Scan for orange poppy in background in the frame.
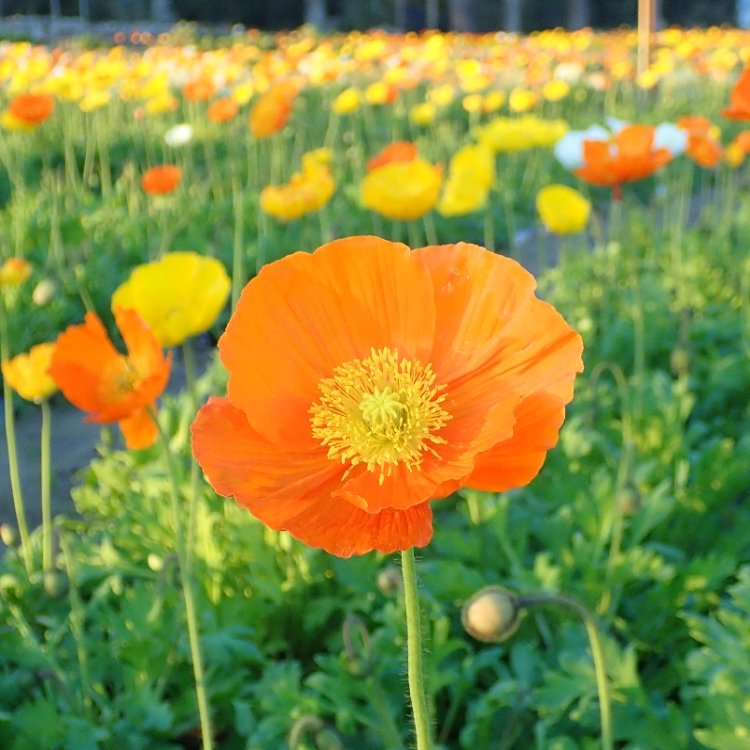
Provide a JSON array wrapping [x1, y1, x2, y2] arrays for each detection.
[[207, 97, 240, 123], [141, 164, 182, 194], [575, 125, 672, 188], [8, 93, 55, 125], [678, 116, 723, 168], [722, 66, 750, 120], [366, 141, 419, 171], [183, 76, 216, 102], [191, 236, 583, 557], [50, 308, 171, 450], [249, 80, 297, 138]]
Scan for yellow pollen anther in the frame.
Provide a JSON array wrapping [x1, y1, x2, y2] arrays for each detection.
[[309, 347, 452, 484]]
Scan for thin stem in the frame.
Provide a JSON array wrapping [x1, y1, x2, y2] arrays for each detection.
[[0, 303, 31, 573], [149, 406, 214, 750], [40, 398, 53, 573], [231, 177, 245, 311], [519, 593, 613, 750], [60, 533, 94, 715], [400, 548, 432, 750]]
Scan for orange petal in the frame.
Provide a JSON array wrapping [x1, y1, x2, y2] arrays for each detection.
[[283, 497, 433, 558], [119, 407, 158, 450], [114, 307, 172, 404], [220, 236, 435, 446], [464, 391, 568, 491], [191, 397, 433, 556], [192, 397, 340, 523], [414, 243, 537, 380], [50, 312, 128, 417]]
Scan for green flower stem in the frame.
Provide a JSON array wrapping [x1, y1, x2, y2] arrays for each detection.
[[400, 548, 432, 750], [60, 533, 94, 715], [519, 593, 613, 750], [231, 177, 245, 311], [0, 302, 31, 573], [149, 406, 214, 750], [40, 398, 53, 573]]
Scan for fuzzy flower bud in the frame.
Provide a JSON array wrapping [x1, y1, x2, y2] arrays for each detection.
[[462, 586, 522, 643]]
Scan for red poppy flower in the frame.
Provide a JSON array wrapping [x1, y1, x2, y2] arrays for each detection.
[[50, 308, 171, 450], [367, 141, 419, 172], [575, 124, 671, 187], [723, 66, 750, 120], [141, 165, 182, 195], [8, 93, 55, 125], [249, 81, 297, 138], [191, 237, 582, 557]]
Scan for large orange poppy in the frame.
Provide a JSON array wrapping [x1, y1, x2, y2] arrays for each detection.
[[50, 308, 171, 449], [575, 124, 672, 188], [191, 237, 583, 557]]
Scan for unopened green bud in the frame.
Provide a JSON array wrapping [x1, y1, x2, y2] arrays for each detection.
[[43, 570, 68, 599], [462, 586, 522, 643], [616, 484, 641, 516], [670, 347, 690, 377]]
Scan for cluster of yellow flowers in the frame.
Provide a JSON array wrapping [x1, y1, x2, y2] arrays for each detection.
[[477, 116, 569, 153], [260, 148, 336, 222]]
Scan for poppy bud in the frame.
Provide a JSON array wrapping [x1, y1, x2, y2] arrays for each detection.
[[376, 565, 402, 596], [288, 716, 344, 750], [32, 279, 56, 306], [342, 614, 373, 677], [43, 570, 68, 599], [616, 484, 641, 516], [0, 523, 18, 547], [462, 586, 522, 643], [670, 347, 690, 377]]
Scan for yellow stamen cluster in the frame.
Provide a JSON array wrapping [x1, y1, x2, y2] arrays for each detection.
[[310, 347, 452, 485]]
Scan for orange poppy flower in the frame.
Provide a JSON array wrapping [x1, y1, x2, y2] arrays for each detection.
[[8, 93, 55, 125], [50, 308, 171, 450], [191, 236, 582, 558], [249, 81, 297, 138], [207, 97, 240, 123], [366, 141, 419, 172], [678, 116, 723, 168], [575, 125, 672, 188], [722, 66, 750, 120], [141, 165, 182, 195], [183, 76, 216, 102]]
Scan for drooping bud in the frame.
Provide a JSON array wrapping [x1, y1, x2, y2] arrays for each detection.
[[462, 586, 522, 643]]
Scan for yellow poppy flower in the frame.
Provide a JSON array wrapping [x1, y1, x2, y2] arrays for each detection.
[[508, 88, 537, 113], [112, 252, 231, 347], [410, 102, 437, 127], [361, 159, 442, 221], [2, 342, 58, 403], [333, 87, 361, 115], [0, 257, 31, 286], [438, 144, 495, 217], [536, 185, 591, 235], [542, 80, 571, 102]]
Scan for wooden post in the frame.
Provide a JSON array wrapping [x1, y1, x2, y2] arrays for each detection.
[[637, 0, 657, 76]]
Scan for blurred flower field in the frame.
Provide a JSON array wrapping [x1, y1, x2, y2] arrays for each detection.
[[1, 24, 750, 750]]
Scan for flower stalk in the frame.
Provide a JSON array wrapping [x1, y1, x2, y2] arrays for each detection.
[[401, 548, 432, 750], [150, 406, 214, 750]]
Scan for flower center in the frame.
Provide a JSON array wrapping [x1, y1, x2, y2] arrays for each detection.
[[309, 347, 452, 484]]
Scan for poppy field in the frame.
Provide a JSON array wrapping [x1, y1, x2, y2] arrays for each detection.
[[1, 24, 750, 750]]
